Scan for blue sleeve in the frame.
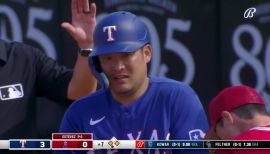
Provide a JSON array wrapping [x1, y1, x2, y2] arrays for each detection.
[[171, 84, 209, 154], [59, 103, 81, 133], [53, 103, 87, 154]]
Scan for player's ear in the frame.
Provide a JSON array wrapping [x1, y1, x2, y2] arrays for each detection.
[[142, 44, 152, 63], [221, 111, 234, 125]]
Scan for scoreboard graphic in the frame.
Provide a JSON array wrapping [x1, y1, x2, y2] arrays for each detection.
[[1, 133, 270, 150]]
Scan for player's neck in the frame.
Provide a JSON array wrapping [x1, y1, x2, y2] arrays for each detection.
[[111, 77, 149, 105], [239, 115, 270, 132]]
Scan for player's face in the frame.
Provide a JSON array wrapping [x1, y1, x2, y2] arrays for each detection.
[[99, 45, 152, 103], [215, 114, 240, 139], [215, 121, 229, 139]]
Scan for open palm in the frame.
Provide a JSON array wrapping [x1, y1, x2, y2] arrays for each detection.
[[62, 0, 96, 48]]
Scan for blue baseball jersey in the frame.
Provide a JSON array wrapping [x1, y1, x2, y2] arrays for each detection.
[[56, 77, 209, 154]]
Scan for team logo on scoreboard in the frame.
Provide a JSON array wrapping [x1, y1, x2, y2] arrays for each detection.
[[188, 129, 205, 140], [0, 83, 24, 101], [20, 140, 27, 148], [136, 140, 145, 148], [63, 141, 68, 148]]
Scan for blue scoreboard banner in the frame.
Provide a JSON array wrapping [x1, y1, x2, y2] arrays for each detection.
[[9, 139, 51, 150]]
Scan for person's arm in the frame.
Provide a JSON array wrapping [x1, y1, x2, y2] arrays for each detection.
[[171, 83, 209, 154], [62, 0, 97, 100], [171, 84, 209, 139]]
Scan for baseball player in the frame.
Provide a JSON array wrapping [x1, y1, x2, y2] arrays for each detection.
[[205, 85, 270, 154], [56, 11, 209, 154]]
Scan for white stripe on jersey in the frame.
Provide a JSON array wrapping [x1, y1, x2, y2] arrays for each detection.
[[249, 126, 270, 131]]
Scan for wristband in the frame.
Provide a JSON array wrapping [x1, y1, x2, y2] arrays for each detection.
[[79, 48, 92, 57]]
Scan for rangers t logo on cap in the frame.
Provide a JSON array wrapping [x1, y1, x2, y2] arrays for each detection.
[[103, 25, 117, 42]]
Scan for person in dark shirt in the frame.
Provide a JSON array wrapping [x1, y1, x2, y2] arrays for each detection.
[[0, 0, 97, 140]]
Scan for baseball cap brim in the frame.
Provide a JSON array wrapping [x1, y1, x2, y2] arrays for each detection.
[[91, 41, 148, 57]]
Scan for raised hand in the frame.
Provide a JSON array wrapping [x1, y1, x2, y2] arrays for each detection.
[[62, 0, 96, 48]]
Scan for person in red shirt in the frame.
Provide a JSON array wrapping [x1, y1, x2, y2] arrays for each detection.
[[205, 85, 270, 154]]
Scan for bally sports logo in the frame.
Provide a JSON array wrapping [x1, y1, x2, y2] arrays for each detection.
[[0, 84, 24, 101]]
